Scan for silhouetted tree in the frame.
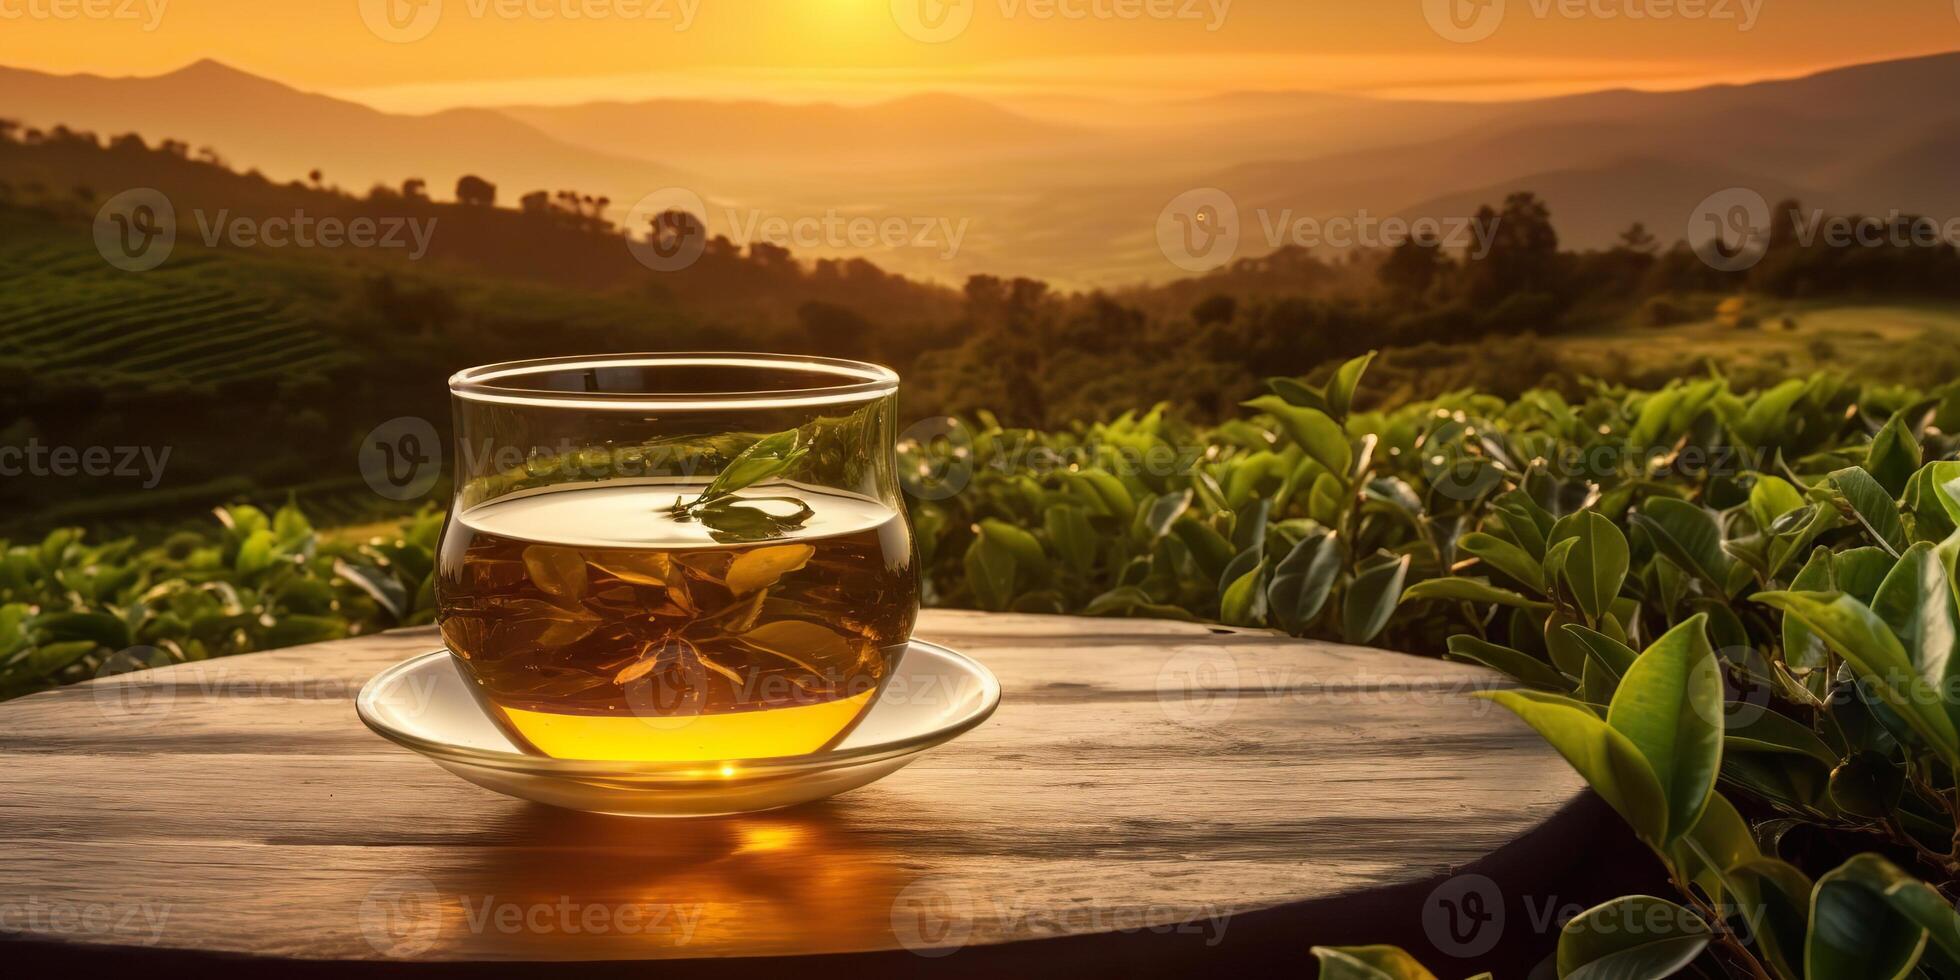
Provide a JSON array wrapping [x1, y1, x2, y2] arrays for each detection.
[[798, 301, 873, 354], [1191, 294, 1237, 326], [455, 175, 496, 207], [648, 209, 705, 254], [402, 178, 428, 201], [1466, 192, 1560, 307], [1617, 223, 1658, 254], [1379, 228, 1444, 298]]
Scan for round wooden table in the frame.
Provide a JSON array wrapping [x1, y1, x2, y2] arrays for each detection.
[[0, 610, 1586, 974]]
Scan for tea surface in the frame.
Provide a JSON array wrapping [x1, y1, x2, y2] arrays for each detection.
[[437, 482, 916, 762]]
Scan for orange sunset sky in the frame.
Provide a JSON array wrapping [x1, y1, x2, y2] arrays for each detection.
[[1, 0, 1956, 110]]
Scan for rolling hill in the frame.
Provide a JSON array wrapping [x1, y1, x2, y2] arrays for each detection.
[[0, 59, 691, 205], [4, 52, 1959, 285]]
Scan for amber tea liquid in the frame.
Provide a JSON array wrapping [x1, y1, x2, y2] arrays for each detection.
[[437, 482, 917, 762]]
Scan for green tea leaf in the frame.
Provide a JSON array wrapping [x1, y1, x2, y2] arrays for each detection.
[[1219, 561, 1268, 628], [1480, 689, 1670, 845], [1044, 506, 1098, 574], [1606, 614, 1724, 845], [1326, 350, 1377, 420], [1266, 376, 1331, 413], [1268, 531, 1342, 634], [1446, 635, 1568, 691], [1139, 489, 1194, 542], [962, 535, 1017, 612], [1400, 576, 1550, 610], [1563, 624, 1639, 684], [1309, 945, 1437, 980], [1564, 511, 1629, 622], [1631, 498, 1735, 595], [1866, 413, 1923, 498], [1749, 475, 1807, 534], [1809, 855, 1935, 980], [1756, 590, 1960, 766], [1343, 554, 1411, 645], [1556, 895, 1710, 980], [1730, 858, 1814, 980], [1818, 854, 1960, 966], [1814, 466, 1908, 557], [1870, 541, 1960, 731], [1242, 395, 1352, 478], [699, 429, 807, 505], [1459, 531, 1546, 594]]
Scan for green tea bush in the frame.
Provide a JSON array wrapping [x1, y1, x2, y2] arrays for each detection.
[[905, 354, 1960, 977], [0, 504, 439, 699]]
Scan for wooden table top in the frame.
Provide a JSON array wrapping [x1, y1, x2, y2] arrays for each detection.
[[0, 610, 1581, 965]]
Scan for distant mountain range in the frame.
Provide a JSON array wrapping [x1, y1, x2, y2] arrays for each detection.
[[3, 53, 1957, 286]]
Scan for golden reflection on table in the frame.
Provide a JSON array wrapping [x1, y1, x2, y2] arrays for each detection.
[[428, 803, 910, 958]]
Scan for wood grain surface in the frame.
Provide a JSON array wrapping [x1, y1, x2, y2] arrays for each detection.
[[0, 610, 1581, 963]]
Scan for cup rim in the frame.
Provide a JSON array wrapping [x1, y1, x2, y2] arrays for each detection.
[[448, 352, 900, 410]]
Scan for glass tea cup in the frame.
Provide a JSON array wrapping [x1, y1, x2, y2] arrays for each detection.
[[435, 354, 918, 763]]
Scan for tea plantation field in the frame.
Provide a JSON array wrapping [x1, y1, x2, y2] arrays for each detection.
[[0, 224, 359, 387]]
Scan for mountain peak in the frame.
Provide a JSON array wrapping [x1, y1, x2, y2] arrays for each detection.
[[156, 58, 291, 90]]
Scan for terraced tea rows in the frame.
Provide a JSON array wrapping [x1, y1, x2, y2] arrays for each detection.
[[0, 230, 356, 385]]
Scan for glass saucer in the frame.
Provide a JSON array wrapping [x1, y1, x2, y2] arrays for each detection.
[[355, 639, 1000, 817]]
